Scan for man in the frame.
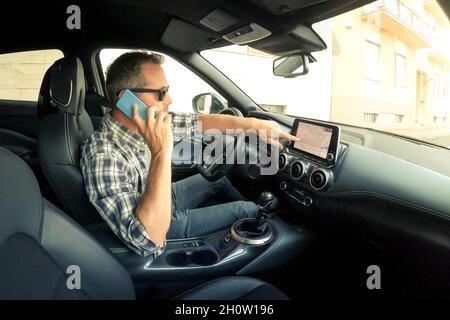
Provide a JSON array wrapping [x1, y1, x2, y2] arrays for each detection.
[[80, 51, 298, 258]]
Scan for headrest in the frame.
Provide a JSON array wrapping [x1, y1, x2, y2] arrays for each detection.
[[37, 56, 86, 119], [0, 148, 43, 245]]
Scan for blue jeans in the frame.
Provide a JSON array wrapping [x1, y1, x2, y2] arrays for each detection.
[[166, 174, 260, 239]]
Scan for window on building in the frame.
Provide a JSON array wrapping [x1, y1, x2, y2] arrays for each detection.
[[417, 71, 426, 103], [364, 41, 381, 81], [0, 49, 64, 101], [443, 77, 449, 100], [433, 116, 438, 124], [395, 53, 406, 88], [434, 74, 441, 98], [395, 114, 404, 123], [364, 113, 378, 123]]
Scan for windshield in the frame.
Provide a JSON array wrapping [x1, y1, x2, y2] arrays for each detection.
[[201, 0, 450, 149]]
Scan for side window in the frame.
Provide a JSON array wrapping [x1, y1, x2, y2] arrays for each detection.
[[99, 49, 227, 114], [0, 49, 64, 101]]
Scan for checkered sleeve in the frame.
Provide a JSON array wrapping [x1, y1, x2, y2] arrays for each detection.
[[82, 153, 165, 258], [170, 112, 201, 142]]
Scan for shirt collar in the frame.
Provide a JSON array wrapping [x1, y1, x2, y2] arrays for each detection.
[[103, 113, 145, 150]]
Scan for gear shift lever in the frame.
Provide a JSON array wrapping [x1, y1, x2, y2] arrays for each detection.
[[230, 191, 277, 244], [258, 191, 275, 212], [242, 191, 278, 235], [257, 191, 279, 219]]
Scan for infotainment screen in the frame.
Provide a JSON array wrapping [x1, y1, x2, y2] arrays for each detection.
[[293, 123, 332, 159], [290, 118, 341, 166]]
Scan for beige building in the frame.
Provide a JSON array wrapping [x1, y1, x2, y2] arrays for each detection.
[[330, 0, 450, 136], [0, 50, 63, 101]]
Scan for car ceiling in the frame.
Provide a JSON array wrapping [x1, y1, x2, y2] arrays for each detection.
[[1, 0, 377, 55], [438, 0, 450, 21]]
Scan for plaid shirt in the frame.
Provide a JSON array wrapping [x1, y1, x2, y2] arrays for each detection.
[[80, 111, 199, 258]]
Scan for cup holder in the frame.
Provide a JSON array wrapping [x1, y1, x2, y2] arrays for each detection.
[[166, 251, 189, 267], [192, 250, 219, 266], [166, 249, 219, 267]]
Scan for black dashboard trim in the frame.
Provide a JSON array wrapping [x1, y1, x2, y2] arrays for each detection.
[[324, 191, 450, 222]]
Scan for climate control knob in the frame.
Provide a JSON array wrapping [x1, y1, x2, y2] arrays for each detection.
[[304, 196, 313, 206]]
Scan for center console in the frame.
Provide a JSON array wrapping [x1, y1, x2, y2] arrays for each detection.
[[276, 118, 347, 209], [277, 119, 347, 207], [86, 215, 314, 284]]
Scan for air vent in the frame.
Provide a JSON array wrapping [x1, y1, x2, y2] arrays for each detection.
[[310, 169, 329, 191], [290, 161, 304, 180], [278, 153, 287, 170]]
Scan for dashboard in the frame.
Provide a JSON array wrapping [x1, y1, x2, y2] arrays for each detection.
[[238, 112, 450, 295], [242, 113, 450, 220]]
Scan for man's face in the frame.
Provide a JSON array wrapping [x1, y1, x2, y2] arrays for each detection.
[[137, 63, 172, 112]]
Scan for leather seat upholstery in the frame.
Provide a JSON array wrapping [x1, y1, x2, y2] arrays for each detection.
[[0, 147, 135, 299], [37, 56, 100, 226]]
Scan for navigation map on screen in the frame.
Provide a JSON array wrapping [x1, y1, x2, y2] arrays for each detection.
[[293, 122, 333, 159]]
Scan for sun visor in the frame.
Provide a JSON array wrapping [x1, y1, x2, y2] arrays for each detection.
[[250, 24, 326, 56], [161, 19, 219, 52]]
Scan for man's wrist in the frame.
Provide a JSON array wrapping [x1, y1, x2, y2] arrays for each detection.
[[245, 117, 259, 131], [152, 150, 172, 162]]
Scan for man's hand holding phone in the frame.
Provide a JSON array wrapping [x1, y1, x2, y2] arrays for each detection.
[[132, 104, 173, 159]]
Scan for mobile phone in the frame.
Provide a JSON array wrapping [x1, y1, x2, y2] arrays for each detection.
[[117, 89, 156, 120]]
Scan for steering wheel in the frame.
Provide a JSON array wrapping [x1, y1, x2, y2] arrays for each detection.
[[196, 134, 238, 181], [218, 107, 244, 117], [196, 107, 244, 181]]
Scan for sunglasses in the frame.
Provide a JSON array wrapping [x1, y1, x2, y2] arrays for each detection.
[[117, 86, 170, 101]]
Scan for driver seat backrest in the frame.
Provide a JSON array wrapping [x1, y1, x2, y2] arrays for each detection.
[[37, 56, 101, 226], [0, 147, 135, 299]]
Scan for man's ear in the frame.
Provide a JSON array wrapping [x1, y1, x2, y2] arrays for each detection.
[[118, 90, 124, 98]]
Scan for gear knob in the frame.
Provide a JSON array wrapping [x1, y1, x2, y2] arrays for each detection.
[[258, 191, 275, 211]]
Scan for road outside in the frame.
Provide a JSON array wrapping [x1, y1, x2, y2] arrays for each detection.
[[388, 126, 450, 149], [428, 135, 450, 148]]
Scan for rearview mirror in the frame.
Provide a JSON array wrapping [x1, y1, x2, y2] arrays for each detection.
[[273, 53, 309, 78]]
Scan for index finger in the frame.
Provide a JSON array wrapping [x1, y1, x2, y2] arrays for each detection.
[[278, 131, 300, 141]]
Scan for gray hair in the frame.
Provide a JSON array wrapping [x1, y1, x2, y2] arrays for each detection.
[[105, 51, 165, 107]]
